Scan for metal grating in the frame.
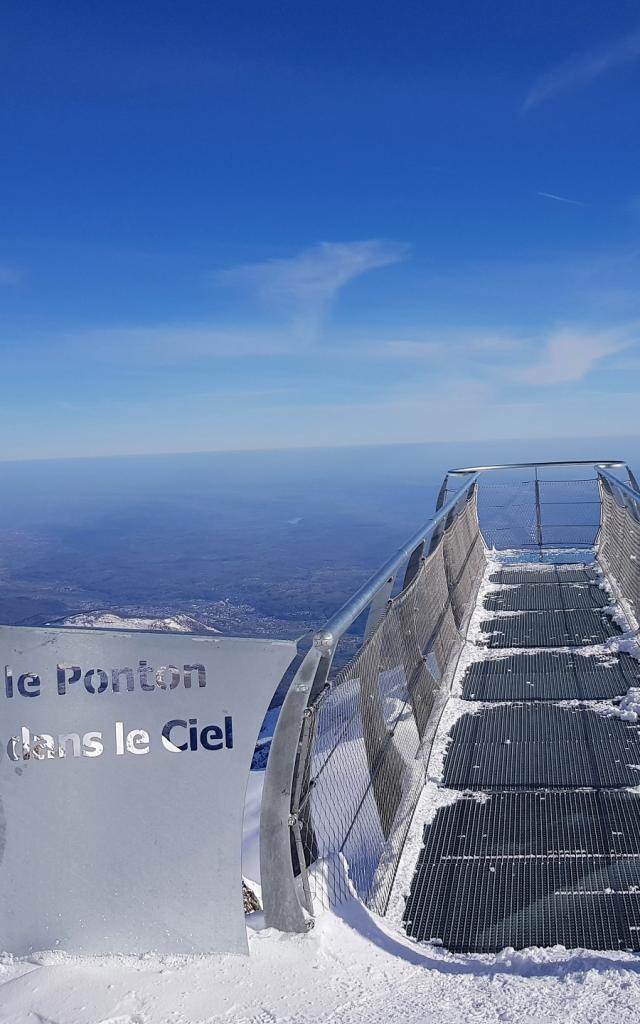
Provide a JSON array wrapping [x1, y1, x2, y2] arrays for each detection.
[[418, 791, 640, 861], [481, 608, 620, 648], [490, 565, 598, 585], [398, 470, 640, 954], [462, 651, 640, 701], [484, 583, 607, 612], [403, 856, 640, 951], [441, 704, 640, 790]]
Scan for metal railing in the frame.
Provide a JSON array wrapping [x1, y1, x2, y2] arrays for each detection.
[[443, 460, 635, 557], [597, 467, 640, 630], [260, 458, 637, 932]]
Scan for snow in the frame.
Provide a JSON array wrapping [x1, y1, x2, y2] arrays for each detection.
[[0, 753, 639, 1024], [3, 554, 640, 1021], [61, 611, 220, 633], [242, 770, 265, 894], [596, 688, 640, 722], [2, 864, 640, 1023]]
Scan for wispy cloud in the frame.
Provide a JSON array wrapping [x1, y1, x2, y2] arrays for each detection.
[[62, 240, 408, 361], [536, 191, 586, 207], [511, 325, 637, 385], [378, 339, 445, 361], [522, 28, 640, 111], [374, 330, 526, 362], [215, 240, 408, 341], [67, 323, 293, 361]]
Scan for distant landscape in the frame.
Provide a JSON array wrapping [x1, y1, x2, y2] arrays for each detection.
[[0, 438, 637, 642]]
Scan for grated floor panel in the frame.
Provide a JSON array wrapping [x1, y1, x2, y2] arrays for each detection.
[[403, 857, 640, 951], [403, 552, 640, 952], [442, 704, 640, 789], [484, 583, 607, 612], [489, 565, 598, 585], [418, 791, 640, 861], [461, 651, 640, 701], [481, 608, 620, 647]]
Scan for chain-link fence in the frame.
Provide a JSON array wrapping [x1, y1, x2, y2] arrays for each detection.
[[598, 474, 640, 626], [290, 488, 486, 915]]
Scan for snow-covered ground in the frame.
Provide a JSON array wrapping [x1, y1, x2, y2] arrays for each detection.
[[3, 556, 640, 1022], [60, 611, 220, 633], [2, 848, 640, 1023]]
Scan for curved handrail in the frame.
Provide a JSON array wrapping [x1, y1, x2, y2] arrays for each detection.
[[314, 473, 480, 648], [260, 472, 480, 933], [597, 466, 640, 502], [261, 457, 638, 934], [447, 459, 630, 475]]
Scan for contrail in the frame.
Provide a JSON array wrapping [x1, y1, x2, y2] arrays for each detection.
[[536, 191, 586, 207]]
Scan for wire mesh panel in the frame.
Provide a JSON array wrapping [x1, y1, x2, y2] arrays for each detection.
[[477, 478, 538, 550], [598, 477, 640, 624], [292, 489, 486, 914], [476, 467, 603, 553]]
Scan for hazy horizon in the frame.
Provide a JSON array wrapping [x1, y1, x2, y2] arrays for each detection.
[[0, 439, 636, 642]]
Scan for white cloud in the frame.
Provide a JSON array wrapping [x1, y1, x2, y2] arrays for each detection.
[[511, 326, 637, 385], [522, 29, 640, 111], [215, 240, 408, 340], [71, 241, 409, 362]]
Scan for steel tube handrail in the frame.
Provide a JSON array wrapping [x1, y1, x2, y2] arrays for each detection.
[[314, 472, 480, 646], [448, 460, 629, 475], [315, 461, 626, 646], [263, 455, 639, 936], [597, 466, 640, 502]]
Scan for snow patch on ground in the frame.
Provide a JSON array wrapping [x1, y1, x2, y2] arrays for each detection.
[[604, 604, 633, 632], [61, 611, 220, 633], [595, 687, 640, 722], [3, 903, 640, 1024]]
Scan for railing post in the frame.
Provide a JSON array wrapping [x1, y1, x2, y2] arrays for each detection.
[[260, 640, 332, 933], [534, 466, 543, 562]]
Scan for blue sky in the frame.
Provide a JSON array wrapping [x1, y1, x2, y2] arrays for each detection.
[[1, 0, 640, 458]]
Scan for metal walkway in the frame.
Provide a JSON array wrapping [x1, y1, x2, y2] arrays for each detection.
[[403, 561, 640, 952], [261, 460, 640, 950]]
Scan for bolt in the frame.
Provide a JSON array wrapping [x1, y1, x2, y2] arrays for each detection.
[[313, 630, 335, 652]]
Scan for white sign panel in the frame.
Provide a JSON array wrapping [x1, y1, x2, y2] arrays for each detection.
[[0, 625, 296, 955]]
